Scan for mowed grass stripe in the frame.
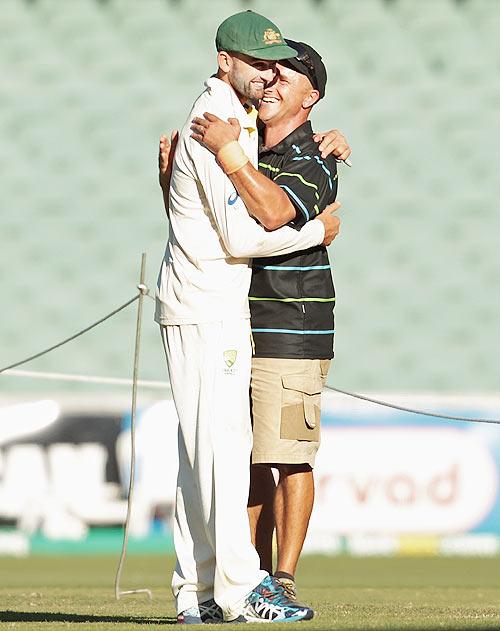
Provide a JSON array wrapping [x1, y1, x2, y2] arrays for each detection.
[[1, 556, 500, 629]]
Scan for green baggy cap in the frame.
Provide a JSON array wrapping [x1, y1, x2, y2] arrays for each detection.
[[216, 10, 298, 61]]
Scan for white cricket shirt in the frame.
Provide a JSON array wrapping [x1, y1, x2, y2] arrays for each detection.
[[155, 77, 325, 325]]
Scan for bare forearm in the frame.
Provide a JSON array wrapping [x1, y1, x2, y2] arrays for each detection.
[[191, 115, 293, 228], [158, 131, 178, 218], [228, 163, 296, 230], [159, 165, 173, 216], [161, 185, 170, 216]]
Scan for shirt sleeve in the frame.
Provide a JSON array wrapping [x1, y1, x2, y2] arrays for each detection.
[[190, 139, 325, 259], [272, 151, 338, 229]]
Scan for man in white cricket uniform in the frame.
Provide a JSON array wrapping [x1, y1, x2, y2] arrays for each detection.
[[155, 10, 339, 625]]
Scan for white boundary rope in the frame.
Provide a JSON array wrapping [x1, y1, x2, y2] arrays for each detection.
[[325, 385, 500, 425], [0, 296, 139, 374], [3, 370, 499, 425], [3, 369, 170, 390]]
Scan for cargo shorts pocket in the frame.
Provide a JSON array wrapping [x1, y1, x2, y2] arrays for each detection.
[[280, 374, 322, 441]]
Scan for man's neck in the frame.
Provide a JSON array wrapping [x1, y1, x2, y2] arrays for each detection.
[[216, 71, 247, 104], [263, 113, 309, 149]]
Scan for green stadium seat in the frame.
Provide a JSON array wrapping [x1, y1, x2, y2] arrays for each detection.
[[1, 0, 498, 393]]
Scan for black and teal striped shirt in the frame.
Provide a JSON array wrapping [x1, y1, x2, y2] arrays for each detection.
[[250, 121, 337, 359]]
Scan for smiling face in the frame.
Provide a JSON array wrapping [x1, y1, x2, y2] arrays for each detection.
[[218, 51, 277, 101], [258, 62, 320, 126]]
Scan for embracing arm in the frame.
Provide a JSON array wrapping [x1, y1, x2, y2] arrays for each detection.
[[157, 126, 340, 250], [191, 113, 351, 230], [190, 137, 341, 258], [225, 161, 296, 230], [191, 114, 295, 230], [159, 122, 295, 229]]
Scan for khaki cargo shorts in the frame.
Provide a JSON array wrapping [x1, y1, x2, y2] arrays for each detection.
[[250, 357, 331, 468]]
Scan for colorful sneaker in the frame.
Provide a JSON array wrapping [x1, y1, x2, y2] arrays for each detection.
[[274, 577, 313, 612], [274, 577, 297, 601], [177, 598, 223, 624], [238, 575, 314, 622]]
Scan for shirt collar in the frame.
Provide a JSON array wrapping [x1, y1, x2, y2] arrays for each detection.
[[243, 102, 258, 135], [205, 77, 258, 134], [259, 120, 313, 155]]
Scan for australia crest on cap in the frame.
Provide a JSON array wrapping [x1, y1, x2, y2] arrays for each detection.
[[263, 28, 283, 46]]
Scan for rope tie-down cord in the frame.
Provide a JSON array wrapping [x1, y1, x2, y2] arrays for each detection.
[[324, 386, 500, 425], [113, 257, 153, 601], [0, 254, 154, 600], [0, 296, 139, 375], [1, 252, 500, 603]]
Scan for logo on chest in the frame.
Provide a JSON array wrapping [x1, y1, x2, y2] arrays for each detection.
[[227, 192, 239, 206]]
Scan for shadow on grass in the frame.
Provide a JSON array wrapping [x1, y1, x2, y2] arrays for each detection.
[[0, 610, 176, 624], [2, 611, 500, 630]]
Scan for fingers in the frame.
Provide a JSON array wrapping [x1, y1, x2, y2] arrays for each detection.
[[159, 131, 179, 174], [317, 201, 341, 246], [203, 111, 221, 122], [160, 132, 179, 150], [159, 134, 170, 151], [315, 130, 337, 152], [313, 132, 327, 143], [192, 116, 209, 128], [314, 129, 352, 160], [190, 123, 206, 136], [322, 226, 340, 247], [319, 139, 351, 160], [324, 218, 341, 246], [314, 129, 339, 140], [324, 201, 341, 214], [191, 117, 209, 137], [190, 117, 211, 136], [159, 138, 171, 173], [335, 148, 352, 162], [191, 116, 211, 138]]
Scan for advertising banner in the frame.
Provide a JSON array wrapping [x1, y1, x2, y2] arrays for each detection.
[[0, 394, 499, 555], [306, 392, 500, 555]]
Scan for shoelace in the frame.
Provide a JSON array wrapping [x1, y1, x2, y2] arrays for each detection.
[[275, 580, 297, 601], [200, 601, 222, 620], [281, 584, 297, 601], [260, 582, 295, 605]]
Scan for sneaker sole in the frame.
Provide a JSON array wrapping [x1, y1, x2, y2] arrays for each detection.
[[240, 609, 314, 623]]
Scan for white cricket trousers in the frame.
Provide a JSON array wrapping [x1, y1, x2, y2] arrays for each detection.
[[160, 319, 266, 621]]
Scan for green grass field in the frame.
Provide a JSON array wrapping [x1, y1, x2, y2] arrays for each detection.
[[1, 555, 500, 629]]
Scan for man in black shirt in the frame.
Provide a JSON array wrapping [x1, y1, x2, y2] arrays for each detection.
[[163, 40, 349, 604], [245, 45, 337, 600]]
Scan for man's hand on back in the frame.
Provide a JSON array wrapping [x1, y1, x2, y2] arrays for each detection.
[[313, 129, 351, 162], [191, 112, 241, 155], [159, 130, 179, 191], [316, 201, 341, 246]]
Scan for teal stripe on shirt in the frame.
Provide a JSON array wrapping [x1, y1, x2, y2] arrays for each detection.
[[279, 185, 310, 220], [254, 264, 332, 271], [252, 328, 335, 335]]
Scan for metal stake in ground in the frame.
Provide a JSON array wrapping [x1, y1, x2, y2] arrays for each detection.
[[115, 252, 153, 601]]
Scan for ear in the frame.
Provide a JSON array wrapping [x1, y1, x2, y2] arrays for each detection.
[[303, 89, 320, 109], [217, 51, 232, 74]]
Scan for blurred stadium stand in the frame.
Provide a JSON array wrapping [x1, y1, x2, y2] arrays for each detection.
[[1, 0, 499, 394]]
